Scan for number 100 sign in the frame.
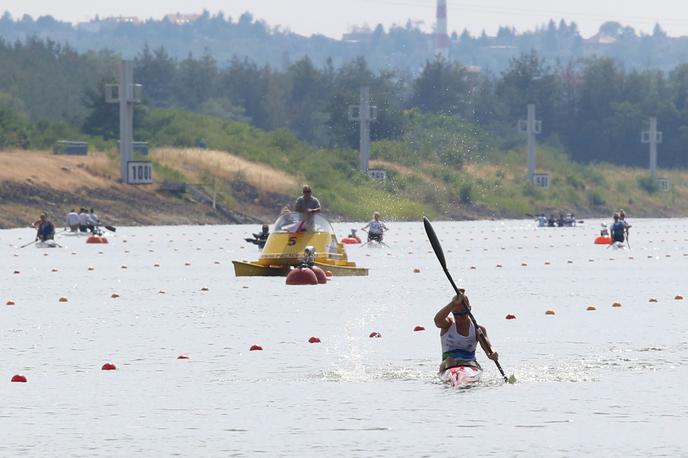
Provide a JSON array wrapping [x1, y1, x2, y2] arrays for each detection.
[[127, 161, 153, 184]]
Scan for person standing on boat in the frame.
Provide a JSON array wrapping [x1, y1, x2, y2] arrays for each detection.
[[78, 208, 90, 232], [33, 213, 55, 242], [294, 185, 321, 232], [65, 209, 80, 232], [361, 212, 388, 243], [434, 291, 499, 373], [610, 213, 625, 244]]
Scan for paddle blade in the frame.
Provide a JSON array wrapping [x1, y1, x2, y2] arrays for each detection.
[[508, 374, 517, 384], [423, 217, 446, 268], [104, 225, 116, 232]]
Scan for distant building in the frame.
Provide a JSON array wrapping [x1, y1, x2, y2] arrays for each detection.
[[102, 16, 140, 24], [584, 31, 617, 46], [164, 13, 201, 25]]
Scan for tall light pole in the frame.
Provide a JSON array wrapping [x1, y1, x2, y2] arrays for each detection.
[[348, 86, 377, 173], [518, 104, 541, 182], [641, 117, 662, 179]]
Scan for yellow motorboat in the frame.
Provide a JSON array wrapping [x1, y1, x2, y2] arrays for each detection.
[[233, 212, 368, 276]]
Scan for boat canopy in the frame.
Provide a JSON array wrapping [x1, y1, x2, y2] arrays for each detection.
[[273, 212, 335, 235]]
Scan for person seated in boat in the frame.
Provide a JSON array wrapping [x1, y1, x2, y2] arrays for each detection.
[[78, 208, 90, 233], [246, 224, 270, 248], [33, 212, 55, 242], [65, 208, 80, 232], [619, 209, 631, 235], [361, 211, 388, 243], [294, 185, 321, 232], [434, 290, 499, 373], [600, 223, 609, 237], [536, 214, 547, 227], [347, 228, 362, 243], [610, 213, 625, 244], [557, 213, 566, 227], [87, 208, 99, 233], [547, 214, 556, 227]]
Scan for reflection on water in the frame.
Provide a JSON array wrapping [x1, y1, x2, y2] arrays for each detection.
[[1, 219, 688, 456]]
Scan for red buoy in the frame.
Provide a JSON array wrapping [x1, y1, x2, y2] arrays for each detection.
[[413, 326, 425, 332], [86, 236, 108, 244], [250, 345, 263, 351], [340, 237, 361, 244], [310, 265, 327, 284], [11, 374, 27, 383], [101, 362, 117, 371], [177, 354, 190, 360], [325, 270, 333, 277], [369, 331, 382, 338], [286, 267, 318, 285], [308, 336, 321, 343], [505, 314, 517, 320], [594, 236, 612, 245]]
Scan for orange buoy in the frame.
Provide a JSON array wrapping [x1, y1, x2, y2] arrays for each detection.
[[101, 362, 117, 371], [200, 287, 209, 292], [413, 267, 421, 273], [6, 300, 15, 305], [587, 305, 597, 311], [545, 309, 556, 315], [413, 325, 425, 332], [58, 297, 68, 303], [612, 302, 622, 308], [649, 298, 658, 303], [51, 268, 58, 272], [310, 265, 328, 284], [308, 336, 321, 343], [595, 236, 612, 245], [505, 314, 516, 320], [11, 374, 27, 383], [286, 267, 318, 285], [340, 237, 360, 244], [249, 345, 263, 351], [110, 293, 119, 299], [86, 235, 108, 244], [675, 295, 684, 300], [325, 270, 333, 277], [13, 270, 20, 274], [177, 354, 190, 360], [369, 331, 382, 338]]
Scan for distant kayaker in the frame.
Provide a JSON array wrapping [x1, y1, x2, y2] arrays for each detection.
[[435, 291, 499, 373], [294, 185, 321, 231], [65, 209, 80, 232], [361, 212, 388, 243], [88, 208, 99, 232], [610, 213, 625, 244], [78, 208, 90, 232], [619, 209, 631, 237], [33, 212, 55, 242]]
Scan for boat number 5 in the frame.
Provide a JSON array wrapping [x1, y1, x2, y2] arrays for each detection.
[[288, 237, 297, 246]]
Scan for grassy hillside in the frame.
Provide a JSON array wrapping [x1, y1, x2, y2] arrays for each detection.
[[2, 108, 687, 229]]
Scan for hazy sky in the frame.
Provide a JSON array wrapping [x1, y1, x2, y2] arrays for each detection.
[[3, 0, 688, 38]]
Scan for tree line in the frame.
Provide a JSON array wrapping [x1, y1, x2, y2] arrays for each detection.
[[2, 37, 688, 168]]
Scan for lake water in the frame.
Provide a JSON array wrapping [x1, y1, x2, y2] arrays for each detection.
[[1, 219, 687, 456]]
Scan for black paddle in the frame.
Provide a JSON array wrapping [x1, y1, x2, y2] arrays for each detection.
[[103, 225, 117, 232], [19, 238, 38, 248], [423, 216, 513, 383]]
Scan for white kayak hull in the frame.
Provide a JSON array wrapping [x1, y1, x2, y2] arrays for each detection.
[[439, 365, 482, 387], [35, 240, 61, 248]]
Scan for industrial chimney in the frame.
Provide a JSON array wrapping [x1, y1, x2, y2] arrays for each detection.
[[435, 0, 449, 59]]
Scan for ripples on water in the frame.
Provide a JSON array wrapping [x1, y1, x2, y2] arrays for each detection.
[[1, 219, 688, 456]]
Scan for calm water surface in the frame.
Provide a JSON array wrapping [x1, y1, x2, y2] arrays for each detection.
[[1, 219, 687, 456]]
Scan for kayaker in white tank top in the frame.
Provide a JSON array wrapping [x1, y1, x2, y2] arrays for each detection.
[[434, 291, 499, 373]]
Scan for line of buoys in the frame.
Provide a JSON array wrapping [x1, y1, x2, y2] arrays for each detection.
[[101, 362, 117, 371]]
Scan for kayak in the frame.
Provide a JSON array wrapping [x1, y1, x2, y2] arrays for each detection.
[[439, 365, 482, 387], [35, 240, 61, 248]]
